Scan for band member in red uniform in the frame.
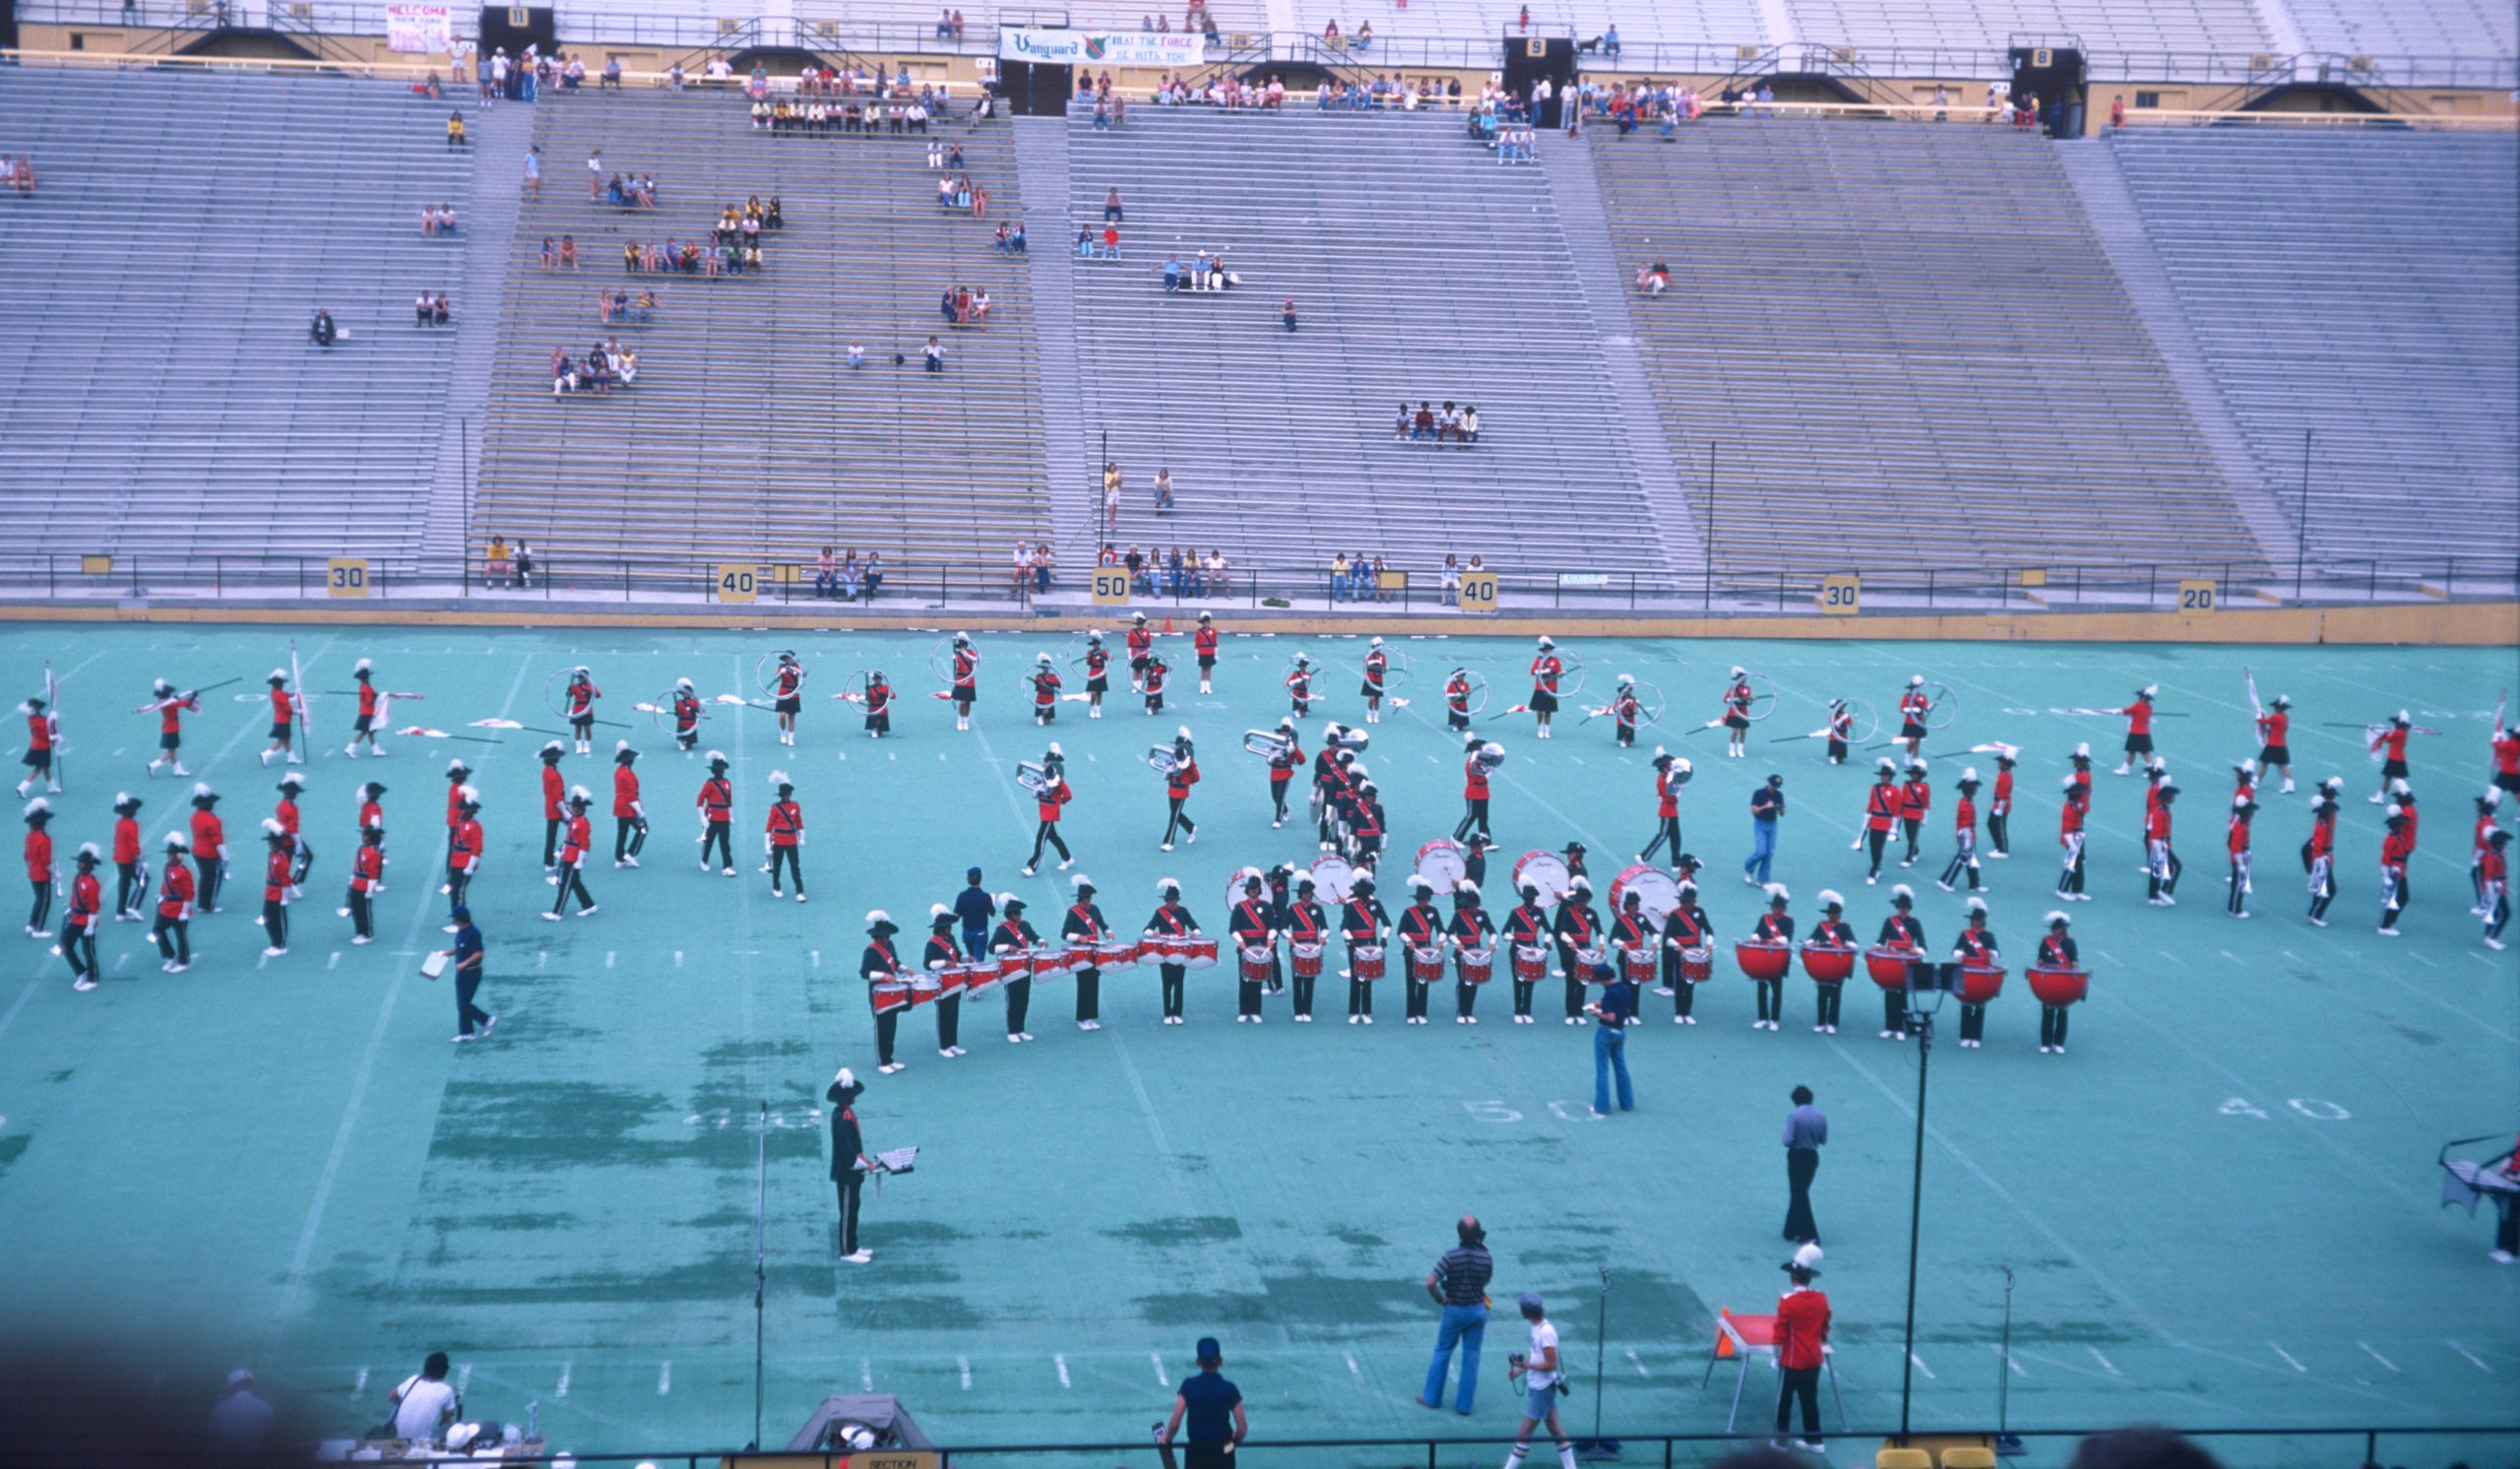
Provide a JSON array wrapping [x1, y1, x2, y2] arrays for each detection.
[[990, 894, 1040, 1041], [765, 773, 804, 901], [1193, 612, 1220, 695], [16, 695, 59, 798], [1082, 633, 1111, 720], [1529, 637, 1563, 739], [1638, 749, 1688, 862], [2113, 685, 2159, 775], [61, 846, 101, 990], [861, 911, 908, 1073], [1806, 892, 1855, 1034], [1948, 897, 1997, 1048], [2395, 781, 2421, 853], [346, 660, 386, 759], [2255, 694, 2294, 794], [1144, 877, 1200, 1025], [1937, 769, 1981, 893], [1824, 699, 1855, 766], [2379, 808, 2414, 935], [1663, 880, 1712, 1022], [771, 651, 806, 746], [610, 742, 647, 865], [535, 743, 564, 868], [1284, 874, 1327, 1022], [2480, 829, 2510, 950], [260, 670, 301, 768], [921, 907, 965, 1057], [1266, 719, 1301, 828], [1551, 875, 1600, 1025], [1159, 729, 1200, 851], [563, 667, 601, 756], [1143, 654, 1169, 716], [356, 779, 387, 856], [1359, 639, 1391, 726], [22, 798, 53, 937], [1444, 668, 1475, 733], [671, 677, 704, 753], [2473, 792, 2503, 914], [1897, 675, 1930, 761], [145, 679, 198, 778], [696, 752, 735, 875], [274, 771, 311, 892], [1987, 749, 2015, 858], [2145, 781, 2181, 906], [1228, 873, 1276, 1023], [2035, 913, 2078, 1053], [1606, 675, 1642, 749], [2215, 793, 2250, 919], [2369, 711, 2415, 803], [1859, 760, 1900, 883], [1748, 884, 1793, 1031], [2492, 710, 2520, 798], [1340, 873, 1388, 1023], [1722, 667, 1753, 758], [1286, 655, 1314, 720], [2304, 777, 2341, 926], [950, 635, 980, 732], [152, 832, 194, 971], [346, 824, 386, 942], [111, 792, 144, 920], [546, 789, 598, 921], [1455, 735, 1496, 843], [258, 819, 293, 955], [1397, 874, 1443, 1024], [862, 671, 894, 739], [1876, 886, 1925, 1038], [1447, 880, 1495, 1024], [1031, 654, 1062, 727], [444, 786, 481, 928], [1061, 874, 1109, 1030], [2055, 774, 2089, 902], [1022, 763, 1073, 877], [1125, 613, 1155, 693], [1897, 759, 1931, 867]]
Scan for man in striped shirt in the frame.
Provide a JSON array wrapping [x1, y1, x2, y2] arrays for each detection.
[[1418, 1216, 1493, 1414]]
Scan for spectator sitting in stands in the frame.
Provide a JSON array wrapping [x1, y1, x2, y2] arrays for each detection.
[[433, 292, 452, 327], [1283, 297, 1298, 332], [1441, 553, 1462, 605], [1372, 554, 1394, 602], [540, 236, 557, 269], [1155, 468, 1175, 514], [1463, 405, 1481, 443], [751, 99, 772, 130], [923, 336, 946, 373], [1104, 187, 1125, 224], [1394, 403, 1413, 441], [422, 206, 441, 237], [446, 110, 466, 150], [309, 309, 338, 348], [1206, 548, 1228, 596], [549, 346, 576, 394], [1331, 551, 1353, 601], [972, 287, 991, 322], [1034, 543, 1055, 595], [940, 287, 960, 325], [1009, 222, 1028, 255], [634, 289, 655, 322], [559, 234, 579, 269], [994, 223, 1016, 255], [838, 549, 862, 601], [1102, 224, 1123, 260], [1603, 23, 1619, 57], [603, 56, 622, 89], [1354, 19, 1373, 48], [1161, 253, 1182, 291], [486, 535, 512, 588], [1127, 544, 1153, 595], [848, 340, 864, 368], [1413, 403, 1436, 441], [1322, 17, 1340, 41], [934, 7, 952, 36], [1141, 13, 1154, 29], [1437, 402, 1464, 441], [815, 547, 839, 600], [863, 552, 884, 601], [1637, 258, 1669, 295]]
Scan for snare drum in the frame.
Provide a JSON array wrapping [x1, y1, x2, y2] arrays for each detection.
[[1511, 943, 1549, 984], [1457, 944, 1496, 986], [1572, 944, 1606, 980], [2027, 964, 2090, 1007], [1954, 959, 2007, 1005], [1290, 941, 1324, 979], [1179, 936, 1220, 969], [1238, 944, 1273, 984], [1092, 939, 1140, 973], [1799, 942, 1855, 986], [1864, 945, 1919, 991], [1618, 943, 1656, 985], [1352, 943, 1386, 982], [1408, 944, 1447, 984], [1734, 939, 1793, 983], [1678, 944, 1713, 984]]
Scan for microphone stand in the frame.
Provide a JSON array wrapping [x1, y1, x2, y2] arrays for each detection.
[[1574, 1262, 1619, 1460], [1995, 1262, 2022, 1455], [749, 1099, 768, 1451]]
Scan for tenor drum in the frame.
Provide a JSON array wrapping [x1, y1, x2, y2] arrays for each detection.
[[1092, 940, 1140, 973], [2027, 964, 2090, 1007], [1609, 864, 1682, 929], [1408, 945, 1447, 984], [1415, 838, 1467, 893], [1457, 944, 1495, 986], [1865, 945, 1920, 991], [1033, 947, 1082, 978], [1179, 936, 1220, 969], [1352, 943, 1386, 982], [1678, 944, 1713, 984], [908, 973, 943, 1004], [1310, 855, 1357, 903], [935, 962, 976, 995], [1954, 959, 2006, 1005], [951, 960, 995, 997], [990, 953, 1032, 985], [1290, 941, 1324, 979], [1511, 944, 1549, 984], [1619, 944, 1656, 985], [1511, 851, 1571, 902], [1238, 944, 1274, 984], [1735, 939, 1793, 983], [1799, 943, 1855, 985], [869, 981, 911, 1014]]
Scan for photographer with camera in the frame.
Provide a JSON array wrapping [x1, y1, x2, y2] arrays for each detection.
[[1501, 1292, 1578, 1469]]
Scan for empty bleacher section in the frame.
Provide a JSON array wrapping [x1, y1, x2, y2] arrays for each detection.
[[1053, 107, 1671, 578], [472, 90, 1051, 579], [1591, 120, 2266, 574], [1779, 0, 2269, 63], [2108, 129, 2520, 563], [1277, 0, 1772, 53], [2279, 0, 2516, 65], [0, 69, 466, 569]]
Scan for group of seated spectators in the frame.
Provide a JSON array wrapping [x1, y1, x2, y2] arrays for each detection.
[[753, 97, 942, 133], [1330, 550, 1399, 603], [1635, 257, 1670, 295], [759, 61, 922, 98], [938, 285, 994, 326], [418, 202, 461, 235], [712, 196, 783, 242], [538, 234, 582, 269], [1317, 17, 1375, 46], [1105, 543, 1230, 599], [1135, 1, 1218, 36], [1564, 78, 1711, 134], [411, 291, 453, 328], [622, 237, 765, 276], [924, 138, 970, 172], [1010, 540, 1058, 596], [603, 173, 660, 209], [1077, 224, 1126, 261], [1395, 401, 1481, 444], [930, 7, 968, 39], [598, 287, 658, 324], [1318, 76, 1465, 110], [934, 174, 990, 215], [989, 222, 1031, 255], [811, 547, 887, 602], [550, 339, 639, 396], [1157, 250, 1237, 293]]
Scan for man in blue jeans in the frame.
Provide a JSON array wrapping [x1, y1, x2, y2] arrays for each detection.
[[1586, 961, 1635, 1114], [1744, 773, 1786, 885], [1418, 1215, 1492, 1413]]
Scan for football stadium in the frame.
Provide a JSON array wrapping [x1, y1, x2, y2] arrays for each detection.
[[0, 3, 2514, 1465]]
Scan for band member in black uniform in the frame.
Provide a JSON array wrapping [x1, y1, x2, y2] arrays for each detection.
[[1143, 654, 1169, 716], [1562, 841, 1589, 886], [950, 635, 979, 733], [1350, 781, 1387, 869], [1639, 750, 1688, 862], [1319, 747, 1357, 849], [1552, 875, 1601, 1025], [991, 895, 1040, 1042], [1340, 873, 1388, 1023], [1824, 698, 1855, 765], [1608, 886, 1654, 1003], [1664, 880, 1712, 1023], [1228, 874, 1276, 1023], [1031, 654, 1062, 727], [1949, 897, 1998, 1049], [1456, 734, 1495, 843], [1160, 728, 1199, 851], [1359, 638, 1391, 726], [1396, 874, 1443, 1024], [672, 677, 704, 753], [861, 911, 908, 1073], [1447, 880, 1495, 1023], [1877, 885, 1926, 1038], [1286, 655, 1314, 719], [861, 670, 894, 739], [1284, 874, 1327, 1022], [1145, 878, 1199, 1025], [696, 752, 735, 874], [827, 1068, 871, 1262], [1444, 668, 1475, 733], [922, 906, 965, 1057], [1265, 862, 1295, 994], [1748, 884, 1793, 1031], [1267, 719, 1301, 828], [1806, 891, 1855, 1034], [2036, 912, 2077, 1054], [1193, 612, 1220, 695], [1607, 675, 1642, 749], [1062, 875, 1107, 1030], [771, 651, 806, 747], [1463, 832, 1493, 893], [1083, 633, 1111, 720], [1504, 883, 1549, 1024]]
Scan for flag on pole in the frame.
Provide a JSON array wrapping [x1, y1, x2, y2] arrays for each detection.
[[288, 641, 311, 758], [43, 660, 63, 790]]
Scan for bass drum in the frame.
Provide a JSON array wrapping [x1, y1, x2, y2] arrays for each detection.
[[1511, 850, 1572, 905], [1224, 864, 1266, 918], [1310, 854, 1357, 903], [1608, 863, 1681, 929], [1416, 838, 1467, 895]]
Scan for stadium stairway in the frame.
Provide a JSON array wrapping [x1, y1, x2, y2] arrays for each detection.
[[1053, 105, 1675, 584], [419, 102, 536, 559], [1591, 119, 2271, 576], [1010, 116, 1101, 566]]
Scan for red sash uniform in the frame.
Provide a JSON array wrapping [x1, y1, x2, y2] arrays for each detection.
[[561, 814, 593, 863], [1269, 738, 1301, 790], [275, 798, 300, 843], [1126, 627, 1154, 664], [2059, 790, 2088, 841], [1085, 648, 1109, 686], [1464, 756, 1490, 801], [699, 776, 732, 823], [269, 687, 294, 730], [2145, 805, 2172, 846], [263, 847, 292, 903], [1657, 770, 1680, 817], [1953, 793, 1977, 837], [2308, 811, 2335, 863], [1864, 783, 1900, 832], [66, 872, 100, 931], [451, 817, 482, 873], [191, 808, 223, 861], [1143, 663, 1166, 700], [357, 684, 379, 722], [158, 860, 194, 918], [673, 691, 702, 737], [776, 667, 803, 699], [159, 696, 195, 737], [350, 845, 385, 893], [1899, 777, 1930, 823], [568, 680, 600, 720], [2379, 724, 2411, 763], [1991, 768, 2013, 816], [113, 817, 140, 865], [1166, 759, 1200, 800], [766, 799, 803, 845], [612, 766, 642, 818], [952, 649, 978, 694], [2256, 708, 2288, 749], [2228, 815, 2249, 860], [2122, 700, 2154, 738], [1193, 627, 1219, 664], [1032, 671, 1059, 710], [1899, 690, 1928, 731], [1445, 674, 1472, 718], [1531, 655, 1560, 697], [1036, 783, 1070, 825], [24, 829, 51, 883]]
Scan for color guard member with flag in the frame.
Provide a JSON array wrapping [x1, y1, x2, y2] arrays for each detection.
[[2371, 711, 2415, 803], [563, 667, 602, 756], [1125, 613, 1155, 693], [1082, 633, 1111, 719], [259, 671, 300, 768], [346, 659, 387, 759], [1359, 639, 1391, 726], [16, 693, 61, 798], [1443, 668, 1475, 733], [144, 679, 197, 778], [2145, 781, 2181, 907], [2255, 693, 2294, 794], [2113, 686, 2159, 775], [1896, 675, 1930, 762], [1721, 667, 1752, 758]]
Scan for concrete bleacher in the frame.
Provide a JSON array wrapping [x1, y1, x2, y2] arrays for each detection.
[[1053, 105, 1672, 579], [1780, 0, 2269, 63], [1279, 0, 1771, 52], [2278, 0, 2517, 64], [2108, 128, 2519, 564], [1590, 119, 2266, 573], [0, 68, 467, 570], [473, 89, 1051, 579]]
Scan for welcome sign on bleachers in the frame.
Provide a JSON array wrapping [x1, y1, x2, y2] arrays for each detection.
[[997, 28, 1206, 66]]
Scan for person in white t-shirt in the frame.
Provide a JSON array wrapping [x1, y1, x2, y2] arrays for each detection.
[[389, 1351, 461, 1442], [1501, 1292, 1577, 1469]]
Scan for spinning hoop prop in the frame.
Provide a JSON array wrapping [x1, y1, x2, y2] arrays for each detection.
[[756, 651, 803, 698], [1742, 671, 1779, 723], [1451, 671, 1490, 716], [541, 667, 587, 720], [1922, 682, 1958, 732]]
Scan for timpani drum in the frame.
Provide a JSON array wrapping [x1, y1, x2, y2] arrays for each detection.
[[1799, 942, 1855, 985], [1735, 939, 1793, 983], [2027, 964, 2090, 1007], [1865, 945, 1920, 991], [1954, 959, 2007, 1005]]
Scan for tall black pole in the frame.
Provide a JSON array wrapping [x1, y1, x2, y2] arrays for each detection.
[[2293, 429, 2311, 604], [1703, 441, 1716, 612], [1898, 1012, 1932, 1440], [751, 1099, 768, 1449]]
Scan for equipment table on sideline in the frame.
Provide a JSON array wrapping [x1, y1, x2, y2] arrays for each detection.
[[1700, 1307, 1848, 1433]]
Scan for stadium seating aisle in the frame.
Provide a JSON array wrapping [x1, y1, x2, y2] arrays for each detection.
[[473, 90, 1052, 581], [2109, 128, 2520, 566], [1056, 107, 1671, 582], [1593, 119, 2267, 574], [0, 70, 467, 571]]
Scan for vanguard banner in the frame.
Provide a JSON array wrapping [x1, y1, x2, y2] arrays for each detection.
[[997, 28, 1209, 65], [385, 2, 453, 52]]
